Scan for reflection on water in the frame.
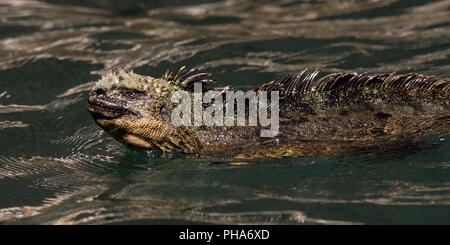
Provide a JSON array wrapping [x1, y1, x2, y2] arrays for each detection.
[[0, 0, 449, 224]]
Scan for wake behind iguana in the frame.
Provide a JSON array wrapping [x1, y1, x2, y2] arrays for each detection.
[[87, 66, 449, 158]]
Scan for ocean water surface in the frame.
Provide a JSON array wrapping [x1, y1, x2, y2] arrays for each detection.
[[0, 0, 449, 224]]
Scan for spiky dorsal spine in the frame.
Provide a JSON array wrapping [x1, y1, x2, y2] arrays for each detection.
[[162, 66, 215, 90], [257, 70, 450, 101], [161, 66, 449, 98], [315, 72, 449, 92]]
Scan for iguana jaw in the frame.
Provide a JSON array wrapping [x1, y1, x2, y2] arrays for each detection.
[[88, 92, 138, 120], [87, 92, 155, 150]]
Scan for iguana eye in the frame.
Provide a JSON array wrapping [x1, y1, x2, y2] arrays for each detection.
[[120, 89, 145, 99]]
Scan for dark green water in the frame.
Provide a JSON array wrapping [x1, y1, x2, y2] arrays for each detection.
[[0, 0, 449, 224]]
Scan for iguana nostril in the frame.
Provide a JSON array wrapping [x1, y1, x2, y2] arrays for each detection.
[[95, 88, 106, 96]]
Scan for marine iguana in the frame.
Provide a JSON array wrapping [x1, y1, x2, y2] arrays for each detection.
[[87, 66, 449, 158]]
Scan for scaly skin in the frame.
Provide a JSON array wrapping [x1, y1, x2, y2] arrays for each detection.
[[87, 67, 450, 158]]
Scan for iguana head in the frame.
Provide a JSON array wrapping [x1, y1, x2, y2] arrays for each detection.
[[87, 66, 213, 152]]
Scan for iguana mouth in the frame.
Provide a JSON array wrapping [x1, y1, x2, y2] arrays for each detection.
[[87, 96, 137, 119]]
